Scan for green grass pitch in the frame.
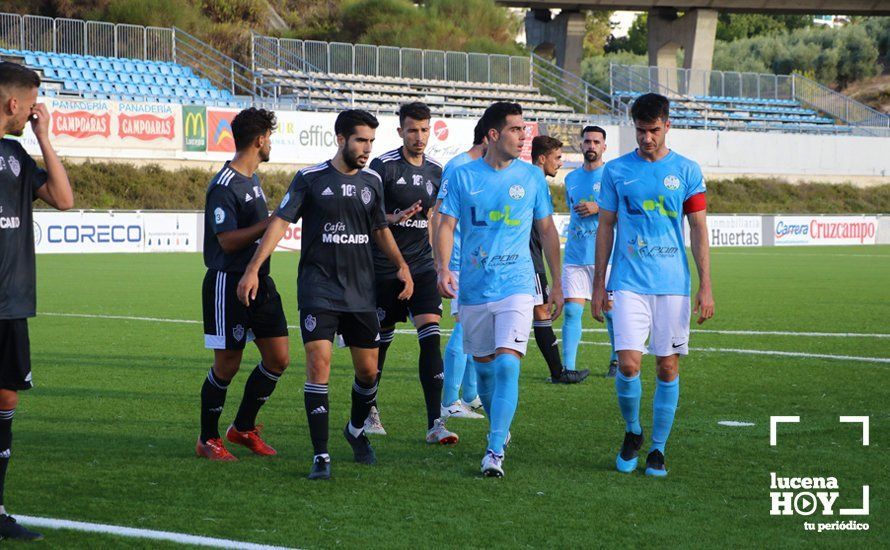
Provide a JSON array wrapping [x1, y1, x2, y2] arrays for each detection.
[[7, 246, 889, 548]]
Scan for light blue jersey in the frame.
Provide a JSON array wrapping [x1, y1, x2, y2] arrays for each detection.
[[438, 152, 475, 271], [563, 165, 604, 266], [597, 150, 706, 296], [439, 158, 553, 305]]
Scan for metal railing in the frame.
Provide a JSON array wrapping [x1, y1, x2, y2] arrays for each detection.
[[792, 74, 889, 129], [0, 12, 173, 61], [251, 32, 351, 111], [609, 63, 890, 131], [172, 27, 276, 103], [251, 34, 532, 86], [531, 53, 619, 117]]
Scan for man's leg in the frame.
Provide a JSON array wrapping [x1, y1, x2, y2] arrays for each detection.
[[532, 305, 563, 380], [198, 349, 241, 461], [604, 308, 619, 376], [561, 299, 585, 372], [346, 345, 380, 464], [442, 316, 467, 407], [611, 291, 651, 473], [0, 390, 18, 517], [304, 339, 333, 479], [460, 356, 478, 405], [227, 336, 289, 455], [413, 314, 445, 429]]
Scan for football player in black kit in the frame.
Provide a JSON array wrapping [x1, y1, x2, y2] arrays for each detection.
[[197, 108, 290, 461], [237, 109, 414, 480], [0, 61, 73, 541], [363, 102, 458, 445]]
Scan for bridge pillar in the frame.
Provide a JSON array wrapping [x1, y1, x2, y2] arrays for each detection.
[[525, 9, 586, 75], [647, 8, 717, 96]]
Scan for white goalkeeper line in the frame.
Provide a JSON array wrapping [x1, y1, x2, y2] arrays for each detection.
[[39, 312, 890, 339], [16, 515, 297, 549], [578, 341, 890, 364]]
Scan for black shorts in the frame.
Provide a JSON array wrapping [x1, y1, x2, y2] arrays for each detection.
[[202, 269, 288, 351], [375, 269, 443, 327], [534, 271, 550, 305], [300, 309, 380, 349], [0, 319, 32, 391]]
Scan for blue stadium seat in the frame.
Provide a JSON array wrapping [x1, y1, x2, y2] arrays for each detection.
[[208, 89, 220, 100], [170, 65, 183, 77], [43, 67, 57, 79], [112, 60, 125, 72], [177, 77, 190, 88], [67, 68, 81, 80], [75, 81, 90, 92], [137, 84, 150, 96], [74, 58, 87, 69], [25, 54, 39, 66], [62, 57, 76, 69], [81, 68, 95, 81], [99, 59, 113, 72], [158, 64, 171, 76], [88, 81, 103, 92], [87, 58, 100, 70], [164, 75, 177, 86], [146, 63, 160, 75], [118, 73, 132, 84], [101, 82, 114, 94], [49, 56, 65, 68], [113, 83, 128, 94], [123, 61, 135, 73], [161, 86, 174, 97], [149, 85, 162, 97]]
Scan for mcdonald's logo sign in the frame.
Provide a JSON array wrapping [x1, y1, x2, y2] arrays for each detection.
[[183, 106, 207, 151]]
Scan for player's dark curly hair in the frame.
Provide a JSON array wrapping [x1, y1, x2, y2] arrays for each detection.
[[398, 102, 431, 125], [232, 108, 276, 151], [630, 93, 670, 123], [335, 109, 379, 139]]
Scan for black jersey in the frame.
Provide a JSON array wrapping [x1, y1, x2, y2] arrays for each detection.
[[529, 223, 546, 274], [369, 148, 441, 278], [0, 139, 47, 319], [203, 162, 271, 275], [276, 161, 388, 312]]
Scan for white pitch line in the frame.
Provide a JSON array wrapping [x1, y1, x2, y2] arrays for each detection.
[[38, 312, 890, 364], [17, 515, 297, 549], [718, 421, 756, 427], [578, 341, 890, 364], [39, 312, 890, 339]]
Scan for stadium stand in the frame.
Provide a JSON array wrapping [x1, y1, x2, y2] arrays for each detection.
[[1, 11, 885, 134], [0, 47, 240, 107]]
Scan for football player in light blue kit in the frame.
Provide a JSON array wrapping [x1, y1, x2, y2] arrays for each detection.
[[436, 102, 564, 477], [593, 94, 714, 477], [560, 125, 619, 379], [432, 121, 487, 419]]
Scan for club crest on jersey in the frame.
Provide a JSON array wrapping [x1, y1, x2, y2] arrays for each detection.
[[594, 182, 601, 193], [214, 207, 225, 224], [233, 324, 245, 342], [376, 307, 386, 321], [304, 314, 317, 332], [426, 180, 434, 196], [0, 157, 6, 171], [663, 175, 681, 191], [8, 156, 20, 177], [509, 185, 525, 200], [361, 186, 372, 205], [280, 192, 290, 208]]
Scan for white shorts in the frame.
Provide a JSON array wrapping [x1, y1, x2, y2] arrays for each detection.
[[460, 294, 535, 357], [611, 290, 690, 356], [533, 272, 548, 306], [449, 270, 460, 317]]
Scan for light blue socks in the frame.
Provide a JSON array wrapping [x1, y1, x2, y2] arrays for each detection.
[[561, 301, 584, 370]]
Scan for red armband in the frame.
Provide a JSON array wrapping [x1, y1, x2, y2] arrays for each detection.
[[683, 193, 707, 214]]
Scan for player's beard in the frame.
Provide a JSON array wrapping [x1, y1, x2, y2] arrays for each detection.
[[343, 148, 367, 170], [259, 148, 270, 163], [584, 150, 598, 163]]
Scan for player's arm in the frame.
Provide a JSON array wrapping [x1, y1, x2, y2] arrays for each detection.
[[237, 217, 289, 306], [687, 208, 714, 324], [237, 172, 306, 305], [31, 103, 73, 211], [373, 227, 414, 300], [434, 213, 457, 299], [385, 200, 423, 225], [592, 209, 616, 322], [574, 200, 599, 217], [217, 216, 273, 255], [536, 215, 564, 321]]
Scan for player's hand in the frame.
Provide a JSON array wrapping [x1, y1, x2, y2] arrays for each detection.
[[547, 284, 564, 321], [30, 103, 50, 140], [574, 201, 598, 218], [396, 265, 414, 300], [591, 284, 610, 322], [694, 286, 714, 324], [385, 201, 423, 225], [437, 268, 457, 299], [237, 270, 260, 306]]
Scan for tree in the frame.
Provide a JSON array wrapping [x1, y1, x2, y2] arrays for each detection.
[[604, 13, 646, 55], [583, 10, 614, 58], [716, 14, 812, 42]]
